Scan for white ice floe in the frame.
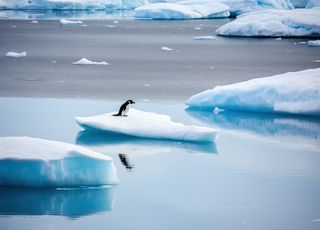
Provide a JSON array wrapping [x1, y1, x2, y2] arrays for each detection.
[[5, 51, 27, 57], [0, 136, 119, 187], [161, 46, 173, 51], [216, 8, 320, 37], [134, 1, 230, 19], [186, 68, 320, 116], [60, 18, 83, 25], [31, 20, 39, 23], [193, 35, 216, 40], [0, 0, 146, 10], [216, 0, 293, 16], [75, 109, 217, 142], [308, 40, 320, 47], [73, 58, 109, 65]]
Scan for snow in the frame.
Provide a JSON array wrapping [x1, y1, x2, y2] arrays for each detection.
[[75, 109, 217, 142], [216, 8, 320, 37], [193, 35, 216, 40], [308, 40, 320, 47], [134, 1, 230, 19], [60, 18, 83, 25], [0, 136, 119, 187], [73, 58, 109, 65], [5, 51, 26, 57], [0, 0, 146, 10], [186, 68, 320, 116], [161, 46, 173, 51]]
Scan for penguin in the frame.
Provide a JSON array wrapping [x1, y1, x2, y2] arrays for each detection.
[[113, 100, 135, 116], [119, 154, 134, 170]]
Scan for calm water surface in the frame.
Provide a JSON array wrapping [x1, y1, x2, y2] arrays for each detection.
[[0, 97, 319, 230]]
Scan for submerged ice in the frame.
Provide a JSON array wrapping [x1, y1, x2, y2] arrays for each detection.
[[0, 136, 119, 187], [76, 109, 217, 142], [186, 68, 320, 116]]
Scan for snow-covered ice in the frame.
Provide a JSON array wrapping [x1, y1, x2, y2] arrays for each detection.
[[186, 68, 320, 116], [5, 51, 27, 58], [75, 109, 217, 142], [60, 18, 83, 25], [73, 58, 109, 65], [0, 0, 146, 10], [193, 35, 216, 40], [216, 8, 320, 37], [134, 1, 230, 19], [0, 136, 119, 187], [161, 46, 173, 51], [308, 40, 320, 47]]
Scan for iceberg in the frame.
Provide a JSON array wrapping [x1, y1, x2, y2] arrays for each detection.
[[0, 0, 146, 10], [0, 136, 119, 187], [72, 58, 109, 65], [75, 109, 217, 142], [0, 186, 115, 217], [186, 68, 320, 116], [134, 1, 230, 19], [216, 8, 320, 37], [308, 40, 320, 47], [5, 51, 26, 57]]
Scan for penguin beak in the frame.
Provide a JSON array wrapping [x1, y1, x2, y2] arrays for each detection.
[[132, 101, 135, 104]]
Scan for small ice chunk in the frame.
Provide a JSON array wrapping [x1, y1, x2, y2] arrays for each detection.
[[73, 58, 109, 65], [5, 51, 27, 58], [161, 46, 173, 51], [31, 20, 39, 23], [308, 40, 320, 47], [311, 219, 320, 222], [213, 107, 224, 114], [81, 24, 87, 27], [113, 20, 118, 24], [60, 19, 83, 25], [106, 25, 116, 28], [52, 60, 56, 63], [274, 37, 282, 40], [313, 60, 320, 62], [0, 136, 119, 187], [11, 25, 17, 28], [194, 27, 202, 30], [194, 36, 216, 40], [144, 84, 151, 87], [76, 109, 217, 142]]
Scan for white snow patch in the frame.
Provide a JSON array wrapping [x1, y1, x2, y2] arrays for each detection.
[[73, 58, 109, 65], [186, 68, 320, 116], [0, 136, 119, 187], [5, 51, 26, 57], [308, 40, 320, 47], [76, 109, 217, 142], [216, 8, 320, 37]]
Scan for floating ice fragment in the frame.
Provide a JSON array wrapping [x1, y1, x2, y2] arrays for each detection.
[[31, 20, 39, 23], [0, 136, 119, 187], [106, 25, 116, 28], [308, 40, 320, 47], [60, 18, 83, 25], [161, 46, 173, 51], [5, 51, 26, 58], [76, 109, 217, 142], [73, 58, 109, 65], [194, 36, 216, 40]]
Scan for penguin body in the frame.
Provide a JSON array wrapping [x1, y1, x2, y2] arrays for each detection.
[[113, 100, 135, 116]]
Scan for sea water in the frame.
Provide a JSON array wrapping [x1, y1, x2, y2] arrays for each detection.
[[0, 97, 319, 230]]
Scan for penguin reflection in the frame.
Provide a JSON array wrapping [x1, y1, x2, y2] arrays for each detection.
[[119, 154, 134, 170]]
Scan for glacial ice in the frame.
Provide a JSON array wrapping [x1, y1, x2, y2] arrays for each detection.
[[306, 0, 320, 8], [73, 58, 109, 65], [216, 8, 320, 37], [186, 68, 320, 116], [75, 109, 217, 142], [0, 0, 146, 10], [5, 51, 26, 57], [308, 40, 320, 47], [0, 136, 119, 187], [134, 1, 230, 19]]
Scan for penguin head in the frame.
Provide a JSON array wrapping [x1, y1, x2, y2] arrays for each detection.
[[127, 100, 135, 104]]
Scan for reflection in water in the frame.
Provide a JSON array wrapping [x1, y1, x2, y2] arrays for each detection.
[[76, 130, 217, 157], [119, 154, 134, 170], [0, 186, 116, 218], [186, 108, 320, 148]]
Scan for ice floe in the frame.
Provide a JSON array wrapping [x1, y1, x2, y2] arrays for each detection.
[[193, 35, 216, 40], [5, 51, 27, 58], [75, 109, 217, 142], [0, 0, 146, 10], [134, 1, 230, 19], [186, 68, 320, 116], [31, 20, 39, 23], [0, 136, 119, 187], [216, 8, 320, 37], [308, 40, 320, 47], [161, 46, 173, 51], [60, 18, 83, 25], [73, 58, 109, 65]]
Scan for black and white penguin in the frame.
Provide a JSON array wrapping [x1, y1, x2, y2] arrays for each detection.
[[113, 100, 135, 116], [119, 153, 134, 170]]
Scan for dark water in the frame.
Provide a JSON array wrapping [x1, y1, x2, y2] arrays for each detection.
[[0, 97, 320, 230]]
